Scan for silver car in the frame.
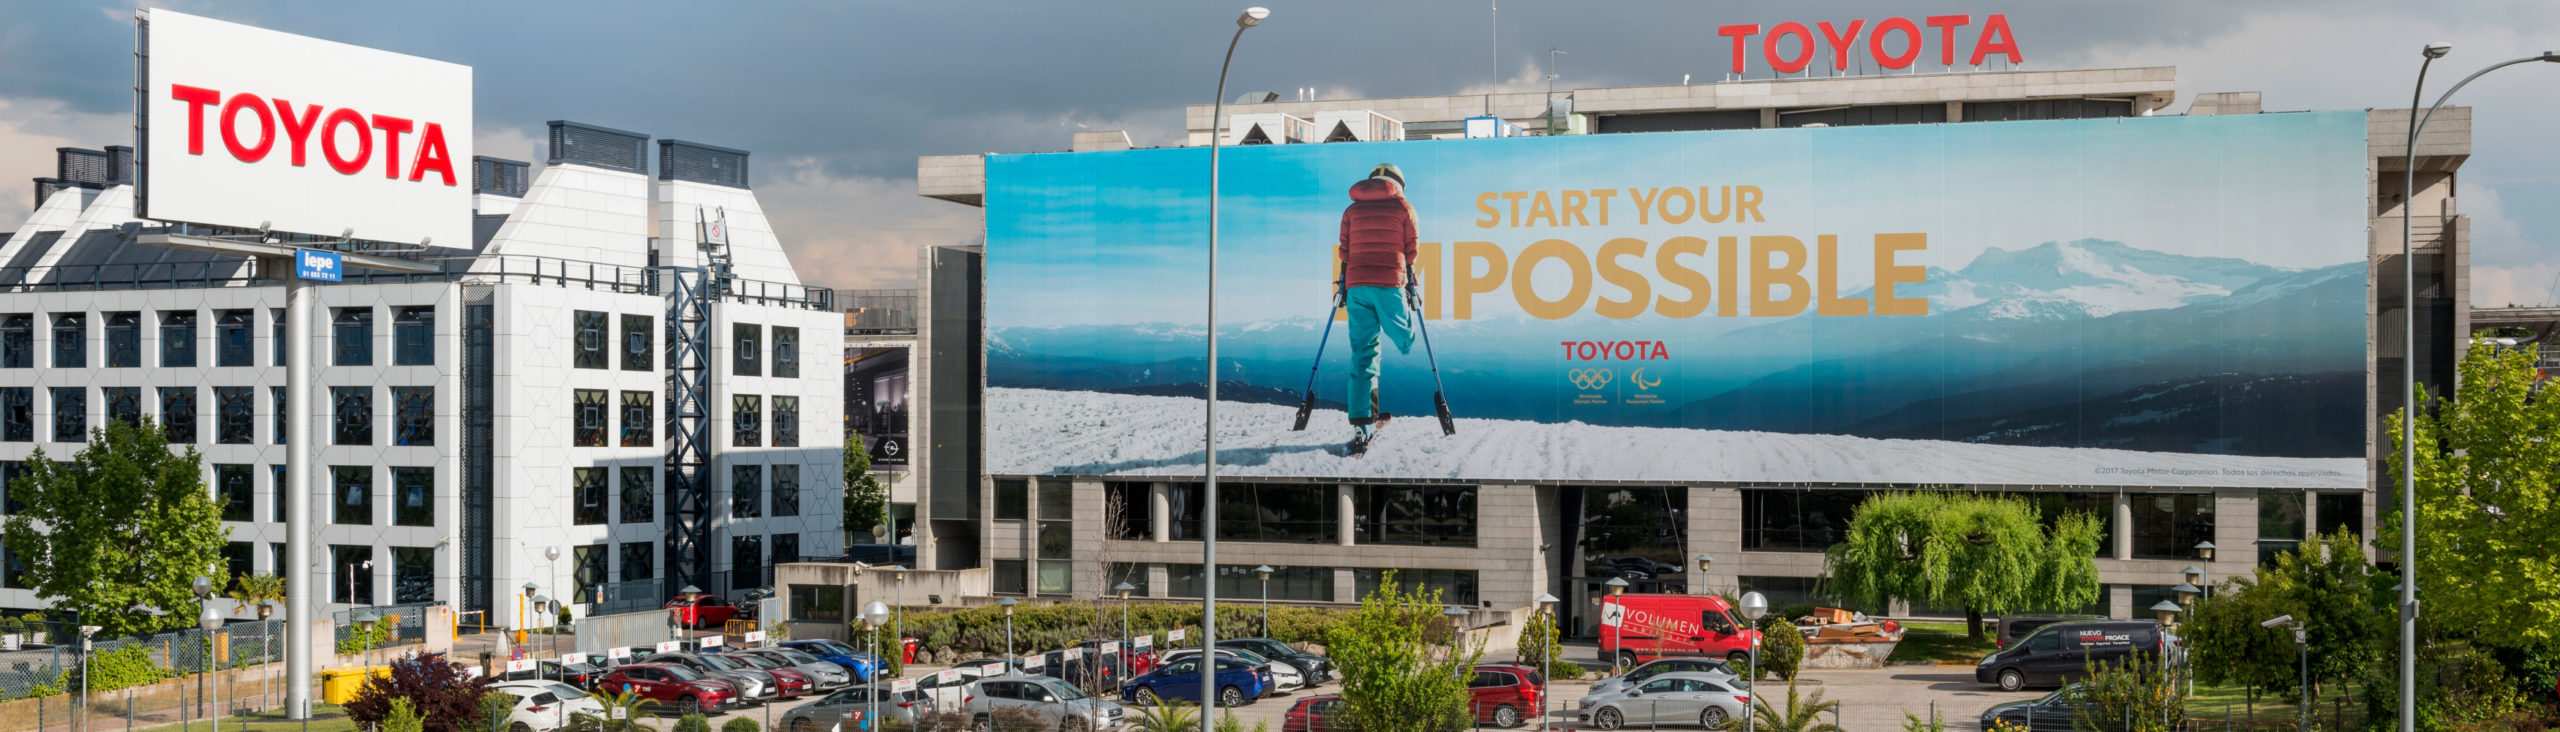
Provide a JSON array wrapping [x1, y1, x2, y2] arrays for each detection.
[[1578, 672, 1753, 730], [781, 684, 934, 732], [1584, 657, 1742, 697], [728, 648, 853, 690], [645, 652, 773, 703], [963, 676, 1124, 732]]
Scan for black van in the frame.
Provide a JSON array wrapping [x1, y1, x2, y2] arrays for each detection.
[[1974, 620, 2169, 691], [1994, 615, 2105, 649]]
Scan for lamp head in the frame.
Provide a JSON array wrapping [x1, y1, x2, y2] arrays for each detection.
[[1603, 577, 1629, 596], [679, 585, 702, 595], [2193, 541, 2216, 561], [546, 546, 561, 561], [1738, 591, 1769, 621], [1534, 593, 1559, 608], [2423, 43, 2453, 59], [532, 595, 552, 612], [1237, 7, 1269, 28], [192, 575, 215, 597], [2149, 600, 2183, 626], [199, 604, 224, 633], [1114, 581, 1136, 600], [523, 582, 539, 597], [999, 596, 1018, 616], [1695, 553, 1715, 573], [1255, 565, 1274, 581], [863, 601, 892, 626]]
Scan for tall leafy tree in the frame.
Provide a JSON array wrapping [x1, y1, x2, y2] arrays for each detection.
[[0, 418, 227, 637], [1821, 492, 2103, 638], [844, 434, 889, 541], [1326, 571, 1483, 732], [2384, 341, 2560, 646], [2186, 531, 2384, 703]]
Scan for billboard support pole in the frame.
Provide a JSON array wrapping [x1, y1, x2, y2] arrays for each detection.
[[2394, 48, 2559, 732], [1204, 6, 1268, 714]]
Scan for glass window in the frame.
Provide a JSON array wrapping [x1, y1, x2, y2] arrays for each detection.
[[1038, 560, 1072, 595], [271, 465, 287, 523], [573, 389, 608, 447], [619, 467, 654, 524], [216, 309, 252, 367], [157, 386, 197, 443], [1038, 479, 1073, 521], [732, 535, 765, 589], [574, 545, 608, 604], [2260, 491, 2306, 540], [271, 309, 286, 367], [1350, 485, 1478, 548], [621, 391, 653, 447], [1740, 488, 1862, 553], [731, 395, 761, 447], [2130, 493, 2215, 560], [992, 559, 1027, 595], [772, 534, 799, 565], [104, 312, 139, 368], [0, 314, 30, 368], [392, 387, 434, 446], [1215, 483, 1337, 544], [394, 467, 434, 527], [1106, 482, 1151, 540], [791, 584, 844, 621], [1105, 562, 1149, 597], [331, 545, 374, 604], [332, 308, 372, 366], [332, 466, 373, 525], [772, 465, 800, 517], [104, 387, 140, 426], [222, 542, 252, 591], [271, 387, 287, 445], [269, 543, 285, 578], [393, 306, 434, 366], [2316, 493, 2361, 539], [159, 310, 197, 367], [0, 388, 29, 442], [572, 311, 608, 369], [393, 547, 434, 603], [731, 464, 763, 518], [331, 386, 372, 445], [0, 461, 19, 514], [2022, 492, 2117, 558], [214, 387, 254, 445], [50, 313, 84, 369], [772, 396, 799, 447], [732, 324, 761, 376], [49, 387, 83, 443], [216, 464, 255, 522], [573, 468, 608, 525], [1353, 568, 1477, 607], [772, 326, 799, 379], [1039, 520, 1071, 560], [620, 314, 653, 371], [994, 479, 1028, 521], [1227, 565, 1332, 602], [620, 542, 654, 582]]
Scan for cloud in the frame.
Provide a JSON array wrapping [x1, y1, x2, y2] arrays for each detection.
[[755, 157, 980, 291], [0, 97, 129, 227]]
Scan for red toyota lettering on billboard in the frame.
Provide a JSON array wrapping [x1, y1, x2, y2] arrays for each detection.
[[167, 83, 458, 186], [1717, 14, 2020, 74]]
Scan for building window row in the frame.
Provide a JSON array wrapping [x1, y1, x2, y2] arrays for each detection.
[[1089, 481, 1480, 549], [725, 464, 803, 520], [730, 323, 800, 379], [0, 383, 431, 447], [574, 466, 660, 527]]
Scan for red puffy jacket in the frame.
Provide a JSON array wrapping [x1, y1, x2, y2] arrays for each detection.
[[1337, 177, 1417, 289]]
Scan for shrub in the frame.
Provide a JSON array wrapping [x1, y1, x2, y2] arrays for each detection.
[[563, 713, 606, 732], [896, 601, 1360, 660], [1755, 617, 1807, 681], [988, 707, 1049, 732], [384, 698, 424, 732], [78, 644, 171, 693], [346, 653, 493, 732], [674, 713, 712, 732], [2065, 651, 2182, 732], [338, 619, 392, 655], [722, 717, 760, 732], [1128, 702, 1199, 732], [1750, 681, 1844, 732], [1546, 660, 1588, 680]]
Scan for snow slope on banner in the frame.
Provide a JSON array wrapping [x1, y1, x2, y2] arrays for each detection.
[[987, 387, 2362, 488]]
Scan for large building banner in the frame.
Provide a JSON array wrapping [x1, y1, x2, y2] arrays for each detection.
[[983, 112, 2369, 488]]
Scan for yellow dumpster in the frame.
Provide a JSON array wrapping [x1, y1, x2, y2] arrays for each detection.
[[320, 669, 368, 705]]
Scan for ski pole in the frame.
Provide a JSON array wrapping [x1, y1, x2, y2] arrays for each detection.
[[1404, 272, 1457, 436], [1291, 279, 1345, 431]]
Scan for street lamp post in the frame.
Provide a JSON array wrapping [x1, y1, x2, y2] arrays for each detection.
[[1254, 566, 1273, 637], [2263, 614, 2309, 732], [1544, 48, 1567, 134], [1441, 606, 1471, 682], [998, 597, 1018, 675], [1694, 554, 1714, 595], [193, 575, 215, 728], [1203, 4, 1269, 715], [520, 581, 539, 653], [546, 546, 563, 679], [1737, 592, 1767, 732], [355, 611, 380, 673], [200, 599, 224, 732], [891, 566, 909, 672], [78, 625, 99, 722], [1115, 582, 1137, 684], [862, 602, 890, 732], [532, 595, 554, 679], [2396, 47, 2560, 732], [1603, 577, 1628, 673], [1532, 594, 1557, 732]]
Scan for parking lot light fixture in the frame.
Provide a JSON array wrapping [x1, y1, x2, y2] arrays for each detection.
[[1533, 594, 1558, 732], [2150, 600, 2183, 628], [2193, 541, 2215, 562], [2171, 583, 2200, 607], [1738, 592, 1768, 732], [1603, 577, 1629, 673], [998, 597, 1018, 673], [1442, 606, 1471, 678], [1255, 566, 1275, 636], [862, 602, 890, 728], [1695, 553, 1714, 574]]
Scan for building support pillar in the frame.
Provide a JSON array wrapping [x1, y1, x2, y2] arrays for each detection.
[[1336, 485, 1355, 547], [2113, 491, 2135, 561], [1150, 482, 1171, 543]]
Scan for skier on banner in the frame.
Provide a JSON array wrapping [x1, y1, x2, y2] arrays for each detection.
[[1336, 163, 1417, 456]]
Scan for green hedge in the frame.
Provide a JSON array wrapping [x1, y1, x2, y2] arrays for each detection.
[[883, 601, 1358, 659]]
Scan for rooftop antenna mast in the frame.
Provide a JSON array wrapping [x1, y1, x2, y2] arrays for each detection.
[[1487, 0, 1497, 116]]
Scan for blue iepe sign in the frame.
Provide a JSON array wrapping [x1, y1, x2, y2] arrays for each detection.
[[294, 249, 343, 282]]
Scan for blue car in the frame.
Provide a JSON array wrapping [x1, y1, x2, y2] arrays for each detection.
[[781, 639, 882, 681], [1120, 655, 1269, 708]]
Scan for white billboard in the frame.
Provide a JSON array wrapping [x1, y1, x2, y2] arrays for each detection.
[[139, 9, 473, 247]]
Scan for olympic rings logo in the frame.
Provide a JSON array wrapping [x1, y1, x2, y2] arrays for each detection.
[[1568, 368, 1614, 390]]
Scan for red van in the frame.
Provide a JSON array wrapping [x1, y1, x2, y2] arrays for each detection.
[[1597, 593, 1762, 668]]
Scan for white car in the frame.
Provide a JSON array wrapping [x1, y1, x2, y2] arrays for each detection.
[[489, 680, 609, 732], [1158, 648, 1304, 694], [915, 664, 997, 711]]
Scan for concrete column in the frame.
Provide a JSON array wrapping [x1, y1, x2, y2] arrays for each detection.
[[2212, 488, 2257, 583], [1690, 486, 1742, 594], [2301, 490, 2321, 540], [1945, 101, 1965, 122], [2109, 585, 2132, 620], [1758, 108, 1780, 128], [1147, 564, 1170, 599], [1336, 485, 1356, 547], [1150, 482, 1171, 543], [1333, 567, 1356, 605], [2113, 491, 2134, 561]]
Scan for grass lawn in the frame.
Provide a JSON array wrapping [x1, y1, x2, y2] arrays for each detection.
[[2184, 682, 2367, 727], [230, 703, 361, 732], [1886, 621, 1997, 663]]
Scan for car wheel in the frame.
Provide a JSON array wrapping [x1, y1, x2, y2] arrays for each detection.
[[510, 723, 533, 732], [1219, 686, 1246, 708], [1065, 716, 1090, 732], [969, 715, 992, 732], [794, 719, 819, 732], [1614, 650, 1639, 669], [1135, 687, 1163, 706], [1727, 651, 1751, 670], [682, 696, 704, 717], [1998, 668, 2026, 692], [1593, 706, 1624, 731], [1492, 704, 1522, 728], [1700, 705, 1731, 730]]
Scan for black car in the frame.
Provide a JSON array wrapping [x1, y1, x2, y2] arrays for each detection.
[[1974, 620, 2168, 691], [1993, 615, 2105, 650], [1219, 638, 1333, 685], [1037, 648, 1123, 693], [1981, 685, 2093, 732]]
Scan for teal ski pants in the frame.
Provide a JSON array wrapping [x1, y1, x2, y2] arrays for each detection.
[[1345, 285, 1414, 423]]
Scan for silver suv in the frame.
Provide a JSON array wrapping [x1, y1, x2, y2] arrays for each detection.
[[963, 676, 1123, 732]]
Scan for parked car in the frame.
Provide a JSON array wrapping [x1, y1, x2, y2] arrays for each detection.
[[947, 657, 1030, 677], [1980, 685, 2094, 732], [1974, 620, 2171, 691], [964, 676, 1125, 732], [1994, 616, 2106, 649], [1576, 672, 1751, 731], [644, 652, 778, 703], [782, 639, 884, 681], [1220, 638, 1332, 685], [917, 664, 999, 711], [781, 683, 936, 732], [666, 593, 741, 629], [726, 648, 854, 689], [1075, 639, 1157, 676], [500, 660, 610, 690], [593, 662, 739, 716], [1281, 694, 1350, 732], [488, 680, 609, 732], [1585, 657, 1740, 697], [1159, 648, 1303, 694], [1463, 664, 1546, 729], [1595, 593, 1762, 669], [1120, 655, 1270, 708], [1038, 648, 1124, 693]]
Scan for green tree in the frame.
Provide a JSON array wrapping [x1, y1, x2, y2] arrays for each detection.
[[0, 418, 227, 637], [2064, 651, 2182, 732], [1326, 571, 1484, 732], [1754, 616, 1807, 681], [1820, 492, 2103, 639], [2181, 569, 2293, 704], [229, 572, 288, 621], [845, 435, 889, 540], [1750, 681, 1844, 732], [2384, 341, 2560, 646]]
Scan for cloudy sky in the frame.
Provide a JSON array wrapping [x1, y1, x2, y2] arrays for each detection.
[[1, 1, 2554, 303]]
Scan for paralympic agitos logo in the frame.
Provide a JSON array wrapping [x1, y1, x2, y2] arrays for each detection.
[[167, 84, 461, 185]]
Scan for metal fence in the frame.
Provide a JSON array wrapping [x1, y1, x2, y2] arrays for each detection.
[[332, 602, 444, 647], [573, 610, 678, 659]]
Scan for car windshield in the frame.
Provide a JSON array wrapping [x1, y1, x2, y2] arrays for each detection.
[[1032, 679, 1088, 701], [730, 654, 783, 669], [543, 682, 590, 700], [775, 649, 825, 664], [696, 655, 746, 671], [661, 666, 705, 681], [816, 641, 860, 655]]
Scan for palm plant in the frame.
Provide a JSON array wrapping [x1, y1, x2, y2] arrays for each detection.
[[1751, 681, 1844, 732], [230, 572, 287, 619], [598, 688, 648, 731], [1127, 701, 1198, 732]]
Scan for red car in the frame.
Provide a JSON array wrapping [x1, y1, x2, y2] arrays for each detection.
[[1464, 664, 1545, 728], [666, 593, 741, 629], [1281, 694, 1350, 732], [596, 662, 739, 716], [766, 667, 815, 698]]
